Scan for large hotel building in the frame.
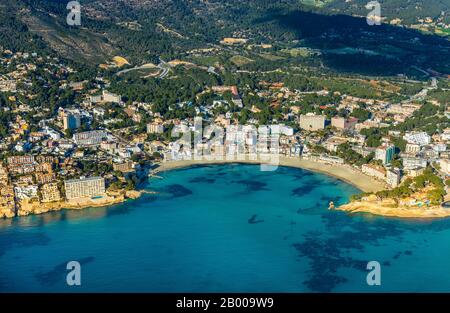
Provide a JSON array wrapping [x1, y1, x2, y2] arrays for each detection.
[[64, 177, 106, 200], [299, 114, 326, 131]]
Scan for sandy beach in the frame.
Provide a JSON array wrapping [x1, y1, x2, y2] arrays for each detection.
[[152, 156, 386, 193]]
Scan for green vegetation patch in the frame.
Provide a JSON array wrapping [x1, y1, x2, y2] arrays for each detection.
[[230, 55, 254, 66]]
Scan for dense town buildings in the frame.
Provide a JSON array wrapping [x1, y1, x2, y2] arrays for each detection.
[[0, 46, 448, 219]]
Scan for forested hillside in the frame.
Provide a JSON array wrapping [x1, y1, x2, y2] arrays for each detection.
[[1, 0, 449, 76]]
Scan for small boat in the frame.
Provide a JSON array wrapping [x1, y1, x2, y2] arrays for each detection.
[[328, 201, 335, 210]]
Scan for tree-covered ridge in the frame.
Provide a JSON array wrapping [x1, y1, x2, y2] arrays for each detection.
[[0, 0, 448, 77], [0, 1, 51, 54]]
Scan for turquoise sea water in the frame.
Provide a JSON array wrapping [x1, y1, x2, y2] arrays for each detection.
[[1, 163, 450, 292]]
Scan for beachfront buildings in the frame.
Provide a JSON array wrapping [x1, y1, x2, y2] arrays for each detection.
[[40, 183, 62, 202], [386, 169, 401, 188], [299, 114, 326, 131], [0, 185, 15, 217], [64, 176, 106, 200], [375, 144, 395, 165], [362, 164, 386, 180]]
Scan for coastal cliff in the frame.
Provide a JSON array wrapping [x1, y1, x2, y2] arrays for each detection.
[[336, 194, 450, 218], [13, 189, 144, 217], [335, 167, 449, 219]]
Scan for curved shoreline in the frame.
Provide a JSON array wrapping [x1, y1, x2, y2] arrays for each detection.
[[153, 159, 450, 219], [152, 156, 386, 193], [1, 158, 385, 219]]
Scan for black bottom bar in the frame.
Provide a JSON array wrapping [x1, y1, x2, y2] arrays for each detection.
[[1, 293, 450, 312]]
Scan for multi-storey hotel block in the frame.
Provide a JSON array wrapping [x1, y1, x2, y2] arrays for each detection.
[[64, 176, 106, 200]]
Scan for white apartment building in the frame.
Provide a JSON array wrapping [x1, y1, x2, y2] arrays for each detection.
[[405, 143, 421, 154], [64, 177, 106, 200], [402, 157, 427, 170], [403, 132, 431, 146], [73, 130, 107, 146], [147, 123, 164, 134]]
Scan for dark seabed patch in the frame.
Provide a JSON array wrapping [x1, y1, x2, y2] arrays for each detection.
[[0, 232, 51, 257], [248, 214, 264, 224], [292, 235, 367, 292], [189, 176, 216, 184], [171, 164, 216, 173], [6, 163, 450, 292], [105, 205, 134, 218], [291, 170, 314, 181], [34, 256, 95, 287], [297, 203, 325, 215], [292, 211, 412, 292], [232, 180, 269, 192], [162, 184, 193, 198], [291, 182, 320, 196]]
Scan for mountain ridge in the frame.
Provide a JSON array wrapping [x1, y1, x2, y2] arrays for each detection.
[[1, 0, 449, 75]]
